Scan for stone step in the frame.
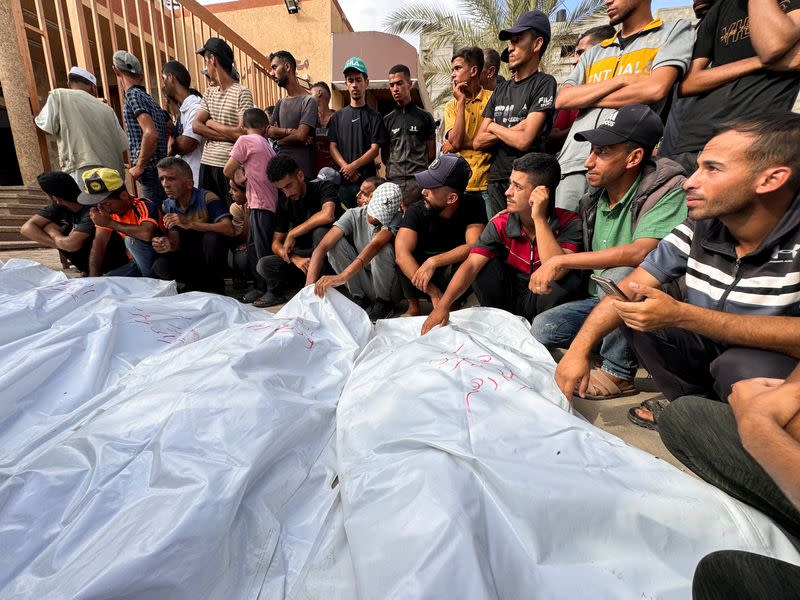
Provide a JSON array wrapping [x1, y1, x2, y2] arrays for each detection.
[[0, 215, 28, 227], [0, 240, 47, 251], [0, 203, 44, 216], [0, 187, 48, 206], [0, 226, 31, 242]]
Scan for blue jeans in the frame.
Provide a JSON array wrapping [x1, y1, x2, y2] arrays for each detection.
[[106, 237, 156, 278], [138, 167, 166, 211], [530, 267, 638, 380]]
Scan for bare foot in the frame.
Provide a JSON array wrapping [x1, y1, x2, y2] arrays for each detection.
[[401, 299, 421, 317]]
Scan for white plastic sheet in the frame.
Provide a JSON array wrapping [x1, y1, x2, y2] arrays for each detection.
[[337, 309, 800, 599], [1, 266, 798, 599]]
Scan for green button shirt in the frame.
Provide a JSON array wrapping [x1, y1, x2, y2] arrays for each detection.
[[589, 175, 688, 296]]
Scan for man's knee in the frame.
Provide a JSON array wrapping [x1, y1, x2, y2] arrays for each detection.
[[710, 348, 798, 400], [658, 395, 716, 458], [531, 310, 564, 347]]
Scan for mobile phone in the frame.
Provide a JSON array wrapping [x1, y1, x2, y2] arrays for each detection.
[[590, 274, 630, 300]]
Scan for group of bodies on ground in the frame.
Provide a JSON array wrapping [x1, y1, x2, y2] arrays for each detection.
[[16, 0, 800, 595]]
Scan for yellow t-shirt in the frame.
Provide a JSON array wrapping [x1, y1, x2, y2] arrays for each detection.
[[443, 88, 493, 192]]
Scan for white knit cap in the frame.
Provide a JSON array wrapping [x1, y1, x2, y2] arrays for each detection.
[[68, 66, 97, 86], [366, 182, 402, 226]]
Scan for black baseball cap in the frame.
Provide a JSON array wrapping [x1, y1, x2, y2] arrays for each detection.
[[499, 10, 551, 45], [197, 38, 234, 66], [574, 104, 664, 148], [415, 154, 472, 193]]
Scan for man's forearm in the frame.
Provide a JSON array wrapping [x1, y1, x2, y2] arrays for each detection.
[[570, 296, 625, 354], [88, 238, 107, 276], [350, 146, 380, 170], [192, 120, 229, 141], [449, 100, 468, 151], [533, 217, 564, 262], [594, 77, 672, 108], [107, 221, 156, 242], [183, 220, 234, 236], [679, 307, 800, 357], [679, 57, 763, 97], [748, 0, 800, 63], [172, 135, 199, 155], [136, 131, 157, 169], [438, 259, 482, 309], [431, 244, 471, 268], [288, 210, 334, 239], [555, 79, 628, 110], [328, 144, 348, 170], [559, 244, 653, 271], [396, 250, 421, 280], [739, 416, 800, 509], [207, 120, 243, 142], [21, 223, 57, 248]]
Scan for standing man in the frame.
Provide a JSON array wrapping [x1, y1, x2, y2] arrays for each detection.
[[663, 0, 800, 174], [162, 60, 204, 187], [327, 57, 388, 208], [442, 46, 493, 215], [480, 48, 503, 92], [153, 157, 235, 293], [311, 81, 336, 173], [554, 0, 693, 211], [35, 67, 128, 184], [473, 11, 558, 218], [193, 37, 254, 205], [267, 50, 318, 178], [20, 171, 128, 275], [383, 64, 436, 195], [79, 168, 160, 278], [112, 51, 169, 208]]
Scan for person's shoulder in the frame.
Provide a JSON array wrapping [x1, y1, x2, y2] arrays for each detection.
[[489, 210, 511, 230], [203, 189, 222, 204], [402, 201, 425, 223], [555, 207, 580, 224]]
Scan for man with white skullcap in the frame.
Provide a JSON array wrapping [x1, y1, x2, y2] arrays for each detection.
[[35, 66, 128, 184], [307, 182, 403, 320]]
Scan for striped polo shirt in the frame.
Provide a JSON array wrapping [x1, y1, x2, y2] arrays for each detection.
[[199, 83, 254, 168], [558, 19, 694, 175], [641, 199, 800, 316]]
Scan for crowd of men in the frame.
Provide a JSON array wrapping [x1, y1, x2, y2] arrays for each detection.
[[19, 0, 800, 593]]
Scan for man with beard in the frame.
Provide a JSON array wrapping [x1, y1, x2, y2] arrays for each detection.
[[383, 64, 436, 195], [162, 60, 204, 186], [327, 58, 388, 208], [267, 50, 318, 178], [472, 11, 557, 218], [394, 154, 487, 316], [554, 0, 693, 211]]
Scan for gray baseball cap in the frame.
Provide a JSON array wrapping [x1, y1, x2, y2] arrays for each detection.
[[113, 50, 142, 75]]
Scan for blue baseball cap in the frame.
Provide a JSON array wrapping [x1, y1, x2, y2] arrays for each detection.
[[343, 57, 368, 76], [499, 10, 551, 44]]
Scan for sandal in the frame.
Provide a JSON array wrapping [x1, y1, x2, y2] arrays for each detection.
[[627, 396, 669, 431], [574, 368, 638, 401]]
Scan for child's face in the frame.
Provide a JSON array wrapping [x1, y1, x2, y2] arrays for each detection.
[[229, 182, 246, 205]]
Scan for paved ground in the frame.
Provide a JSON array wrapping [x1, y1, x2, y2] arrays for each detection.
[[0, 247, 684, 472]]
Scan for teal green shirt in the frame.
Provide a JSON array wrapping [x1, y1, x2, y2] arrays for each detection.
[[589, 175, 687, 296]]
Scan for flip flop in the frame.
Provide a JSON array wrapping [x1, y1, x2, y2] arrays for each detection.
[[574, 368, 638, 401], [627, 396, 669, 431]]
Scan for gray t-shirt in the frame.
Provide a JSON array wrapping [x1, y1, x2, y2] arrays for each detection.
[[273, 94, 318, 178], [334, 206, 401, 251], [557, 19, 694, 175]]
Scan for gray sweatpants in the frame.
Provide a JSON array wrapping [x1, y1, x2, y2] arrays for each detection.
[[327, 237, 397, 302]]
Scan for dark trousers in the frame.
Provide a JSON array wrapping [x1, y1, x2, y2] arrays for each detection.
[[152, 230, 229, 293], [247, 209, 276, 292], [398, 258, 460, 301], [693, 550, 800, 599], [61, 233, 128, 274], [622, 326, 798, 401], [473, 257, 585, 320], [486, 180, 508, 218], [199, 164, 232, 206], [659, 396, 800, 547], [138, 166, 167, 211], [255, 226, 328, 294]]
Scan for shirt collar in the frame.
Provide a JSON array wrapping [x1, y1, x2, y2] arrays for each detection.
[[599, 174, 641, 214], [600, 19, 664, 47]]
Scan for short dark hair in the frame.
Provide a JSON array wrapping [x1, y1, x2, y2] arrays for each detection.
[[401, 179, 421, 208], [311, 81, 331, 98], [364, 176, 387, 189], [243, 107, 268, 129], [579, 25, 617, 45], [624, 141, 654, 163], [269, 50, 297, 72], [452, 46, 485, 71], [717, 112, 800, 188], [157, 156, 193, 181], [267, 153, 300, 182], [511, 152, 561, 217], [37, 171, 81, 201], [483, 48, 501, 71], [162, 60, 191, 89], [389, 64, 411, 79]]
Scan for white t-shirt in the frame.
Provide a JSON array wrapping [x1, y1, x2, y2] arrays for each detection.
[[178, 95, 204, 186]]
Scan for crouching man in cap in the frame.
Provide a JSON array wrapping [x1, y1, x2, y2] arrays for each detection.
[[395, 154, 487, 316], [78, 168, 161, 278], [307, 182, 404, 320]]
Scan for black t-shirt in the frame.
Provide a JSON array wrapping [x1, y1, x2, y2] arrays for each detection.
[[327, 104, 388, 183], [37, 203, 96, 238], [400, 194, 487, 257], [384, 104, 436, 180], [274, 178, 342, 248], [482, 71, 557, 182], [673, 0, 800, 154]]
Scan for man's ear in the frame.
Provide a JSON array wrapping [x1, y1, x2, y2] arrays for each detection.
[[626, 147, 645, 170], [755, 166, 793, 195]]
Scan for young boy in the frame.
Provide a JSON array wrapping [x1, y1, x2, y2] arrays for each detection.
[[224, 108, 279, 304], [228, 178, 250, 288]]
